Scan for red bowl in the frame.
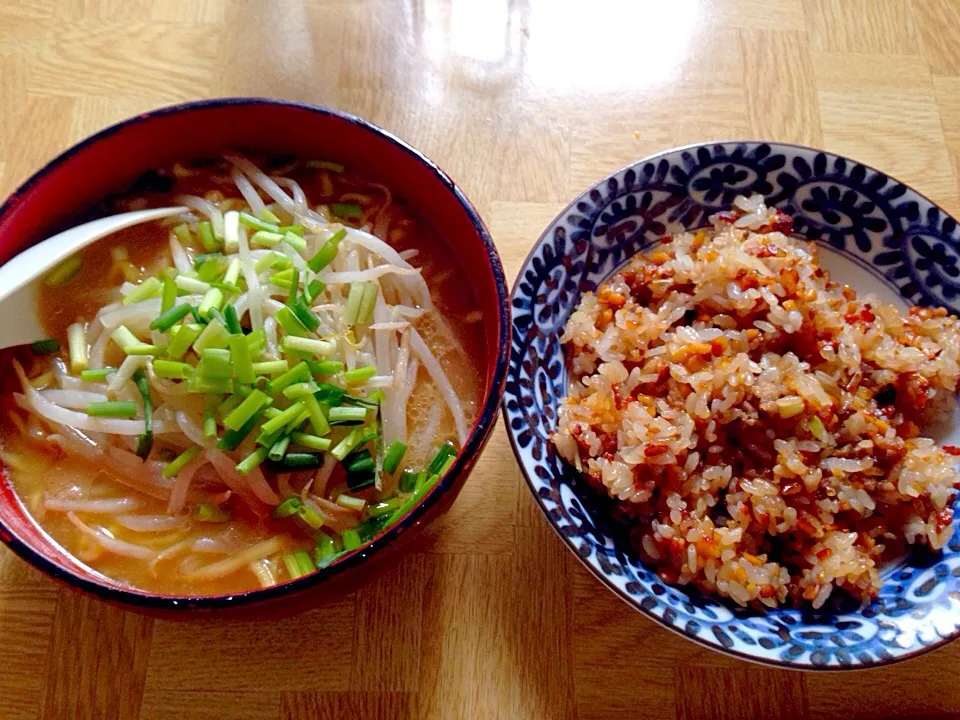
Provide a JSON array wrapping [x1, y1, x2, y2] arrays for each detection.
[[0, 98, 509, 612]]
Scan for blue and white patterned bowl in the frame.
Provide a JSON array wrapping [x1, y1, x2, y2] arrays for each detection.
[[503, 142, 960, 669]]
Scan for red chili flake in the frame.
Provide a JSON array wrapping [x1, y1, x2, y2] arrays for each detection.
[[816, 548, 831, 560], [861, 308, 875, 322], [644, 444, 669, 457], [796, 517, 817, 535], [715, 212, 737, 224], [660, 233, 673, 244], [612, 383, 624, 410], [770, 211, 794, 236], [759, 585, 777, 599], [945, 446, 960, 456]]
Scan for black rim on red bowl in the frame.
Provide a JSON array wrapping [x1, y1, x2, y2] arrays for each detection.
[[0, 98, 510, 611]]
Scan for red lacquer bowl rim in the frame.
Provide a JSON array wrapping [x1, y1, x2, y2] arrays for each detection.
[[0, 97, 510, 611]]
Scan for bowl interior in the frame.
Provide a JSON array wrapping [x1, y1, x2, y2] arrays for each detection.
[[0, 99, 508, 609], [504, 141, 960, 669]]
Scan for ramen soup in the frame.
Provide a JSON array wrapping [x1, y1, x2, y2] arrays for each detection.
[[0, 155, 483, 595]]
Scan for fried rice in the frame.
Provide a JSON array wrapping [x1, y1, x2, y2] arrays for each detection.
[[552, 195, 960, 609]]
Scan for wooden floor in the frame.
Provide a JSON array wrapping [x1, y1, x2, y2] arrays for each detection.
[[2, 0, 960, 718]]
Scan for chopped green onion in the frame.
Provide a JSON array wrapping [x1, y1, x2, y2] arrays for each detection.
[[306, 228, 346, 272], [216, 407, 264, 451], [223, 304, 242, 335], [279, 224, 305, 236], [291, 432, 332, 451], [270, 268, 294, 289], [194, 502, 231, 523], [294, 549, 317, 575], [276, 453, 324, 470], [252, 359, 289, 376], [331, 426, 365, 461], [283, 231, 307, 253], [210, 281, 241, 294], [161, 276, 177, 313], [357, 514, 391, 541], [283, 551, 315, 579], [313, 382, 346, 406], [218, 393, 244, 417], [223, 389, 270, 431], [282, 382, 317, 399], [331, 203, 363, 220], [308, 360, 344, 376], [236, 446, 269, 475], [246, 328, 266, 356], [122, 276, 163, 306], [260, 401, 306, 436], [190, 305, 206, 325], [173, 224, 192, 246], [254, 252, 289, 273], [187, 374, 234, 394], [87, 401, 137, 418], [124, 343, 168, 356], [315, 533, 338, 567], [267, 361, 311, 393], [111, 325, 140, 351], [282, 336, 334, 357], [342, 528, 361, 551], [268, 435, 291, 461], [80, 367, 115, 382], [166, 323, 203, 360], [175, 275, 211, 294], [382, 441, 407, 475], [399, 469, 419, 493], [357, 282, 379, 325], [251, 230, 283, 248], [343, 366, 376, 384], [367, 498, 402, 518], [192, 318, 230, 354], [259, 208, 282, 224], [197, 347, 233, 378], [198, 221, 219, 251], [274, 497, 302, 519], [336, 494, 366, 512], [202, 406, 217, 438], [289, 298, 321, 332], [329, 406, 367, 423], [153, 359, 193, 379], [346, 449, 375, 474], [162, 446, 202, 478], [347, 472, 376, 492], [65, 325, 86, 374], [297, 503, 325, 529], [223, 257, 241, 287], [302, 394, 330, 436], [132, 368, 153, 459], [150, 303, 192, 332], [229, 335, 254, 384], [193, 252, 222, 271], [343, 282, 365, 325], [45, 255, 83, 286], [197, 255, 225, 283], [428, 441, 458, 475], [286, 269, 301, 308], [273, 306, 308, 337], [303, 278, 325, 304], [197, 288, 224, 318], [238, 211, 280, 233]]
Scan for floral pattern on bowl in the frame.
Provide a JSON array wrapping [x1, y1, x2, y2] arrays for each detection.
[[503, 142, 960, 669]]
